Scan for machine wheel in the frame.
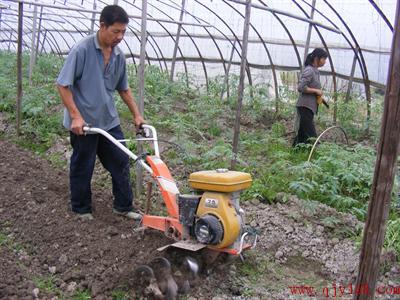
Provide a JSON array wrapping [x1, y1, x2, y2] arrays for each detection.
[[194, 214, 224, 245]]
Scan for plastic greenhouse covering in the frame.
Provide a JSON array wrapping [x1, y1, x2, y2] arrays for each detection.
[[0, 0, 395, 98]]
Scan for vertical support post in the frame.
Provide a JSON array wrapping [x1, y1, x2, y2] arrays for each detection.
[[366, 81, 372, 133], [220, 39, 236, 101], [35, 6, 44, 62], [353, 2, 400, 299], [40, 29, 47, 54], [303, 0, 316, 68], [345, 47, 359, 102], [170, 0, 186, 81], [28, 1, 38, 85], [90, 0, 96, 34], [113, 0, 118, 4], [332, 73, 338, 125], [136, 0, 148, 196], [17, 2, 23, 136], [231, 0, 251, 169], [8, 31, 12, 51]]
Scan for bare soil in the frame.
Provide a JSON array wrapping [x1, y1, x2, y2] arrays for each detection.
[[0, 138, 170, 299], [0, 138, 399, 300]]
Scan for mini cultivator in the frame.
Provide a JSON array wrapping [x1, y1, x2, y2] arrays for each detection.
[[83, 124, 257, 298]]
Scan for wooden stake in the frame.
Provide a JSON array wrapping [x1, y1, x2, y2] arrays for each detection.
[[170, 0, 186, 81], [136, 0, 147, 196], [345, 47, 359, 102], [28, 0, 38, 85], [220, 39, 236, 101], [231, 0, 251, 169], [302, 0, 316, 69], [353, 1, 400, 299], [16, 2, 23, 136]]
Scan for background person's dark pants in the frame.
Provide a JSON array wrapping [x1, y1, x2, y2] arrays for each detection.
[[293, 106, 317, 146], [69, 125, 133, 214]]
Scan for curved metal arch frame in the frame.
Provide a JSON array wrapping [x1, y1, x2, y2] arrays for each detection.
[[161, 0, 229, 92], [1, 7, 83, 55], [161, 0, 250, 97], [0, 30, 18, 52], [192, 0, 254, 92], [368, 0, 393, 31], [0, 22, 28, 52], [223, 0, 279, 102], [24, 16, 65, 55], [20, 6, 78, 55], [123, 0, 190, 84], [39, 8, 88, 53], [259, 0, 303, 71], [143, 0, 209, 91], [1, 19, 61, 57], [2, 10, 68, 56], [122, 0, 176, 72]]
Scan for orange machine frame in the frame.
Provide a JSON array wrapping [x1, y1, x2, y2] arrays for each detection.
[[142, 155, 183, 240]]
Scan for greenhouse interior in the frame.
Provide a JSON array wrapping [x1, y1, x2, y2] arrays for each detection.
[[0, 0, 399, 299]]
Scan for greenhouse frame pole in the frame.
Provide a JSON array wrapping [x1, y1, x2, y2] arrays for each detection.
[[220, 39, 237, 101], [136, 0, 148, 196], [34, 6, 43, 62], [90, 0, 96, 34], [28, 0, 38, 85], [40, 29, 47, 54], [7, 0, 211, 27], [303, 0, 316, 67], [227, 0, 341, 33], [231, 0, 251, 169], [8, 31, 12, 51], [345, 47, 359, 102], [170, 0, 186, 81], [16, 2, 23, 136], [353, 2, 400, 299]]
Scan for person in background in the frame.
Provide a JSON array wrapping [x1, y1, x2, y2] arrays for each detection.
[[57, 5, 144, 220], [293, 48, 328, 146]]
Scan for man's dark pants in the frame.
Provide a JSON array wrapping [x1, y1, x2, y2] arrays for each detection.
[[293, 106, 317, 146], [69, 125, 133, 214]]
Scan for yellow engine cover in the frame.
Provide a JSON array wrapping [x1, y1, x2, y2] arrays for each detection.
[[189, 169, 252, 192], [196, 192, 240, 249]]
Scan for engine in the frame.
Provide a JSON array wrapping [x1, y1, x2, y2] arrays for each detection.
[[178, 169, 252, 250]]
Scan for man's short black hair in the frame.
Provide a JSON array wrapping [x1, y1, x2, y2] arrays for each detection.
[[100, 5, 129, 26]]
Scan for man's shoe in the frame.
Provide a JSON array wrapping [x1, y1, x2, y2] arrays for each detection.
[[113, 209, 142, 220], [76, 213, 94, 220]]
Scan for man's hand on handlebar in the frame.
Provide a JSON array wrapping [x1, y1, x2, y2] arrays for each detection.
[[134, 115, 146, 134], [71, 116, 86, 135]]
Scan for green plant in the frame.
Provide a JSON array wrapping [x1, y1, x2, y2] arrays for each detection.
[[33, 275, 57, 293], [384, 219, 400, 258], [0, 232, 8, 246], [111, 288, 129, 300], [73, 289, 91, 300], [321, 216, 341, 228]]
